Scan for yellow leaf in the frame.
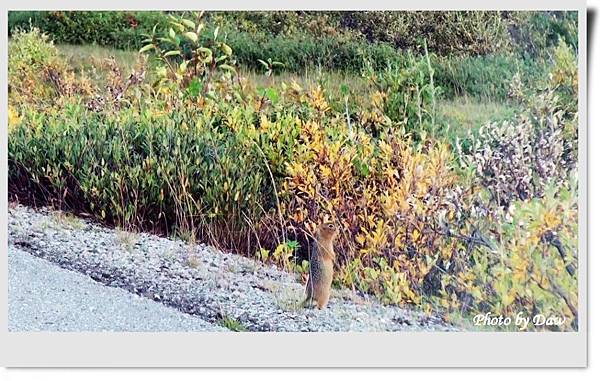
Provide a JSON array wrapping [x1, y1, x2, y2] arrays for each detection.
[[356, 235, 366, 245]]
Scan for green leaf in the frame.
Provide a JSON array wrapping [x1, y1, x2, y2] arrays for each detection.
[[139, 43, 155, 54], [181, 18, 195, 30], [187, 78, 201, 97], [340, 84, 350, 95], [156, 66, 168, 77], [169, 28, 176, 40], [286, 240, 300, 250], [221, 43, 232, 56], [170, 22, 185, 32], [183, 32, 198, 43], [213, 26, 220, 40], [353, 158, 370, 177], [219, 64, 236, 73], [163, 50, 181, 57], [257, 59, 269, 69], [264, 87, 279, 104], [198, 47, 213, 63]]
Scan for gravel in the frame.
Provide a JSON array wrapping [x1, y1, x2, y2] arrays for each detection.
[[9, 247, 226, 332], [8, 204, 457, 332]]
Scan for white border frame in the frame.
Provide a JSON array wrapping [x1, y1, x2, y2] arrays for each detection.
[[1, 0, 587, 367]]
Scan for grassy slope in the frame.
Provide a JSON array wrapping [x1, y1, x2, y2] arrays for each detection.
[[59, 44, 139, 69], [56, 43, 518, 140], [437, 96, 519, 141]]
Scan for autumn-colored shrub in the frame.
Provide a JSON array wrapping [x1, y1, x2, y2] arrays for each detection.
[[281, 125, 466, 304], [441, 177, 578, 331], [439, 78, 579, 330], [8, 27, 94, 107]]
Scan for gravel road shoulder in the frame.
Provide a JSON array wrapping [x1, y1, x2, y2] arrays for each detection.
[[9, 247, 226, 331], [8, 204, 457, 332]]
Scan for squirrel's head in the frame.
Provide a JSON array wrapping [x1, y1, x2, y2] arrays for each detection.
[[317, 222, 338, 241]]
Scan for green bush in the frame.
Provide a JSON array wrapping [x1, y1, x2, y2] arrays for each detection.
[[8, 103, 277, 250], [213, 11, 515, 56], [9, 11, 166, 50], [365, 48, 439, 134], [212, 11, 577, 59], [508, 11, 578, 58], [334, 11, 514, 56], [224, 31, 397, 73], [432, 54, 547, 101], [547, 38, 578, 116], [224, 28, 551, 102], [227, 30, 549, 101], [8, 27, 64, 87], [8, 11, 48, 30]]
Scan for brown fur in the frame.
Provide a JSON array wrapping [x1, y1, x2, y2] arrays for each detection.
[[303, 223, 338, 309]]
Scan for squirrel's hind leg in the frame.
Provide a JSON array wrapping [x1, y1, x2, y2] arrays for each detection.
[[302, 277, 314, 308]]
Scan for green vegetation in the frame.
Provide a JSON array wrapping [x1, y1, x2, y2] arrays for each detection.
[[9, 10, 577, 101], [437, 97, 519, 142], [10, 11, 577, 57], [8, 11, 579, 331], [220, 315, 247, 332], [8, 11, 165, 50]]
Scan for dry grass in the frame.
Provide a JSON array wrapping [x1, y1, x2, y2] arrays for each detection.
[[58, 43, 140, 73], [115, 229, 138, 251], [261, 279, 304, 313], [50, 210, 85, 230], [187, 254, 201, 269], [240, 67, 373, 100]]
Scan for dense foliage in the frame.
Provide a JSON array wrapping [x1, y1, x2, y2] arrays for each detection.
[[10, 11, 577, 57], [9, 10, 577, 101], [8, 11, 579, 331], [8, 11, 165, 50]]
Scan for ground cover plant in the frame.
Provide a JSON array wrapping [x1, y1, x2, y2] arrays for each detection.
[[8, 11, 579, 331]]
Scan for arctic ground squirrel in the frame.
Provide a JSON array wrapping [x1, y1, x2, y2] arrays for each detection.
[[303, 223, 338, 309]]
